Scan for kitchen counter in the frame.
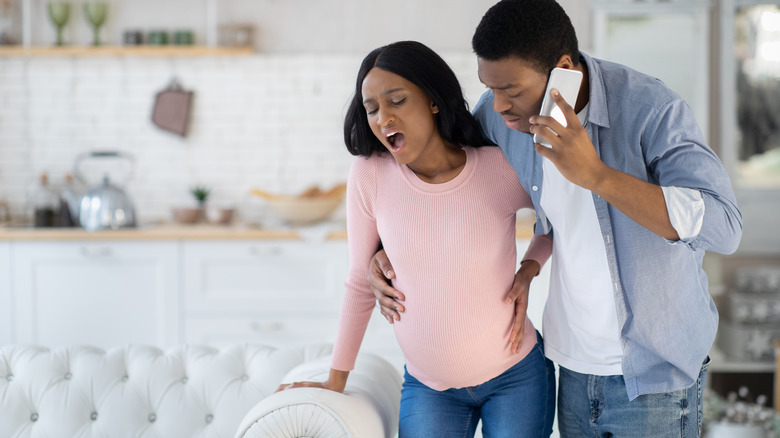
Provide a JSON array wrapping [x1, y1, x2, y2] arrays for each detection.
[[0, 223, 348, 241], [0, 215, 536, 241]]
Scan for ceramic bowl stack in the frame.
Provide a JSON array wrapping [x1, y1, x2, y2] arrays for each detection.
[[718, 266, 780, 362]]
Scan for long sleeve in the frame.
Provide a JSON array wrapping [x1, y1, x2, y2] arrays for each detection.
[[331, 158, 381, 371], [643, 98, 742, 254]]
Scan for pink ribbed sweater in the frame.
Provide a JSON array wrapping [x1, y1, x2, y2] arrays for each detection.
[[331, 146, 553, 390]]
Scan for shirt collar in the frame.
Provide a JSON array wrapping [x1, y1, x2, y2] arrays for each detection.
[[580, 52, 610, 129]]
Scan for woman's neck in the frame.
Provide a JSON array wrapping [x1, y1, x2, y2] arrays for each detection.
[[406, 142, 467, 184]]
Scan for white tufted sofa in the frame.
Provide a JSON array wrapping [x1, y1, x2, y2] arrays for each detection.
[[0, 343, 402, 438]]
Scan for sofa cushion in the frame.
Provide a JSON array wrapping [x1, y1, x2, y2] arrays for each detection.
[[0, 343, 333, 438]]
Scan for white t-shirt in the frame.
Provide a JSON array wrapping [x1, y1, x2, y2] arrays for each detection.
[[538, 104, 706, 376], [539, 105, 624, 375]]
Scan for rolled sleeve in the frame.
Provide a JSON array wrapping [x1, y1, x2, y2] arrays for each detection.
[[662, 186, 705, 242]]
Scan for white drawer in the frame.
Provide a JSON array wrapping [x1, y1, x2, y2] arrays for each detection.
[[182, 240, 348, 314], [185, 315, 339, 348]]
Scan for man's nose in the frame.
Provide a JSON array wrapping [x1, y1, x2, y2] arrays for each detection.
[[493, 93, 511, 114]]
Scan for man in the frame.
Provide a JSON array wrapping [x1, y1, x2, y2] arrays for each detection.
[[368, 0, 743, 436]]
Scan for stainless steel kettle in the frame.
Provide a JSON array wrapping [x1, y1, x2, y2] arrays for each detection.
[[75, 151, 137, 231]]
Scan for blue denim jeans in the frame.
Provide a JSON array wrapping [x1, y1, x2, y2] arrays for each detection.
[[557, 358, 710, 437], [398, 332, 556, 438]]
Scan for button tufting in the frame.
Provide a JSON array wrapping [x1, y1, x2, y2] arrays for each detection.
[[121, 375, 128, 382], [205, 414, 214, 424], [180, 376, 188, 384], [64, 372, 72, 380], [5, 374, 13, 381], [148, 413, 157, 423], [90, 412, 98, 421], [241, 375, 249, 381], [30, 413, 38, 422]]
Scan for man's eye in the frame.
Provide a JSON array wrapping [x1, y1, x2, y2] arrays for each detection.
[[508, 92, 522, 98]]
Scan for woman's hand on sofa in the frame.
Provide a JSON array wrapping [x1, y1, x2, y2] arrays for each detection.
[[275, 368, 350, 393]]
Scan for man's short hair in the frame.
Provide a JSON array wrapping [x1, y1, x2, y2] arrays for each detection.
[[472, 0, 579, 74]]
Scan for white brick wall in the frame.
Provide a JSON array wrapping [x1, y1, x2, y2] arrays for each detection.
[[0, 52, 487, 224]]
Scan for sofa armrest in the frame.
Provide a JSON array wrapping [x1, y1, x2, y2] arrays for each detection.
[[235, 352, 402, 438]]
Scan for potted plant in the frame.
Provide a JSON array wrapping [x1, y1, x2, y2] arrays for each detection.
[[190, 185, 211, 222]]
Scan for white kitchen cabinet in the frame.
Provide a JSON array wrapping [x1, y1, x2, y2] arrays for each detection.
[[180, 239, 406, 373], [182, 240, 348, 315], [11, 240, 179, 348], [181, 240, 349, 346], [0, 242, 11, 345]]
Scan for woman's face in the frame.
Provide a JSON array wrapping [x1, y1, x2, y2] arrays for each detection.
[[361, 67, 441, 164]]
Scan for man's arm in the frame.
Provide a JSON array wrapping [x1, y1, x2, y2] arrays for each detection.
[[531, 89, 677, 240]]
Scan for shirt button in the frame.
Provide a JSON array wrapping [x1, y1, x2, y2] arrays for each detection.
[[532, 185, 539, 191]]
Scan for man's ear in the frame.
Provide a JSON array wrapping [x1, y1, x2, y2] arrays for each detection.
[[555, 54, 575, 70]]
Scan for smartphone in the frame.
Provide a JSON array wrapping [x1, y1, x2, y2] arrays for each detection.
[[533, 67, 583, 147]]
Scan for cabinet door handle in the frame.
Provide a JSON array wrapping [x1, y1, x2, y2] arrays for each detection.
[[248, 246, 282, 257], [80, 246, 113, 257], [249, 321, 284, 332]]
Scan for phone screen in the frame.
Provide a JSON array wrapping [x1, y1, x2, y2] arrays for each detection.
[[533, 68, 583, 147]]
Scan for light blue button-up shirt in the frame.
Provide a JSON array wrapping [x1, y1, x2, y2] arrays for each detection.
[[473, 52, 743, 400]]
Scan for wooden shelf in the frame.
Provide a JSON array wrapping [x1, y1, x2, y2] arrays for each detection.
[[0, 45, 254, 57], [709, 348, 777, 373]]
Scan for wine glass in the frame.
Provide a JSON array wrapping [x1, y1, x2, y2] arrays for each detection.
[[47, 2, 71, 46], [83, 2, 108, 46]]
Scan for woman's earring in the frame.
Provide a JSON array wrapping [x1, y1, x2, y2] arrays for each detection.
[[432, 106, 439, 114]]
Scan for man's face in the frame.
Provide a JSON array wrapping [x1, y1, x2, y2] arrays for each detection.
[[477, 56, 548, 133]]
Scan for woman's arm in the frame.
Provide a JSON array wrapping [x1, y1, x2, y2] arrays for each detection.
[[276, 368, 350, 393]]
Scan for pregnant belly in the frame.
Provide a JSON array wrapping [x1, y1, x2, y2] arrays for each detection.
[[392, 301, 521, 389]]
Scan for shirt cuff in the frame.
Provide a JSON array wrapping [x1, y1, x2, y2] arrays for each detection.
[[661, 186, 705, 242]]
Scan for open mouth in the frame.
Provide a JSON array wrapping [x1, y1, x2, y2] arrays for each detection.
[[386, 131, 406, 151]]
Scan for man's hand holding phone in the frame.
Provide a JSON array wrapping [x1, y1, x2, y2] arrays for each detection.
[[531, 71, 610, 192], [533, 67, 582, 148]]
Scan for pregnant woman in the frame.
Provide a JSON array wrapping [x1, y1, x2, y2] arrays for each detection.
[[278, 41, 555, 438]]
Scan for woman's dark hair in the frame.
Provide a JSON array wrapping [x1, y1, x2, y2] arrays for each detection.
[[472, 0, 579, 75], [344, 40, 492, 157]]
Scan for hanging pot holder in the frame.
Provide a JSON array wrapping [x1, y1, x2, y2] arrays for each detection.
[[152, 78, 194, 137]]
